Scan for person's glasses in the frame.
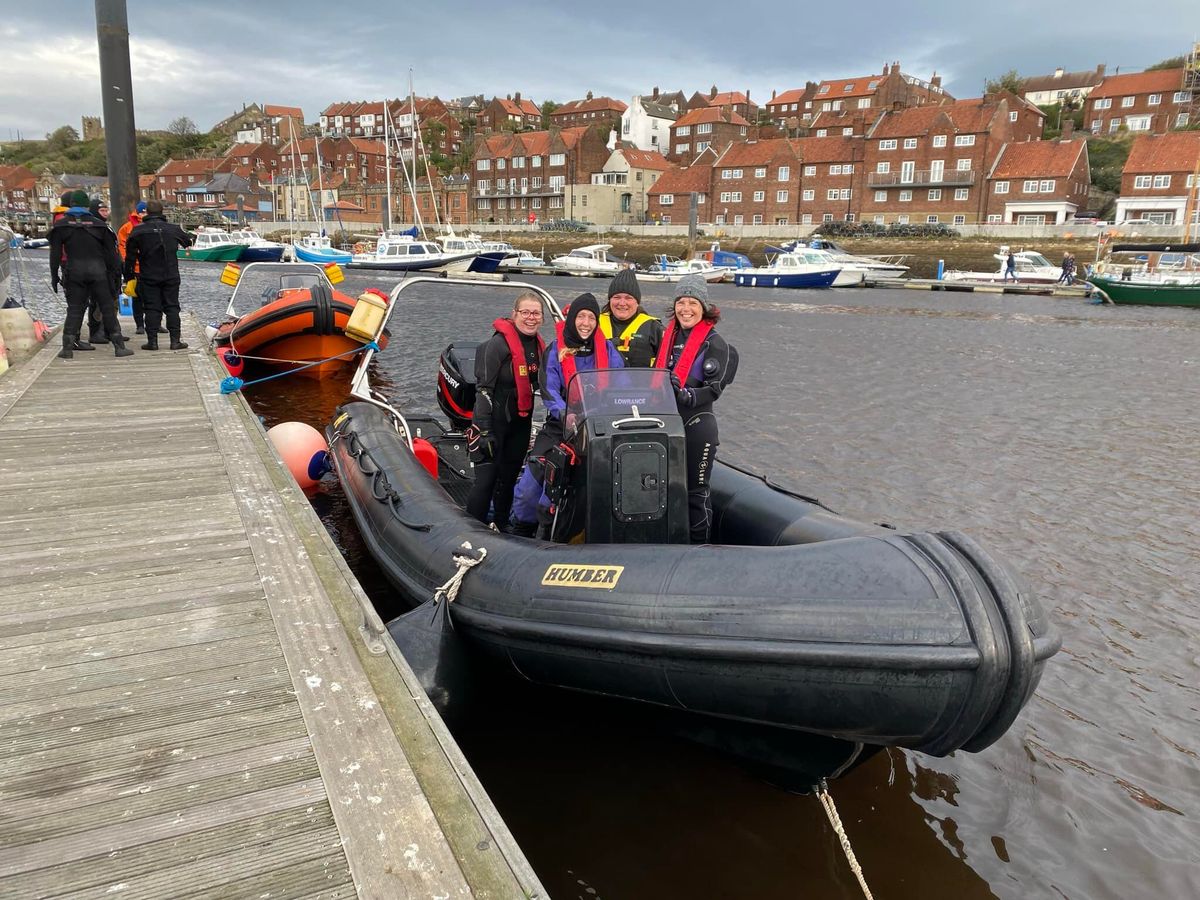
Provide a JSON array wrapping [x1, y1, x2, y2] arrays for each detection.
[[516, 310, 543, 319]]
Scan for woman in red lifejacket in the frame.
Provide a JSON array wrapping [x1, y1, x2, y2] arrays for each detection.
[[657, 274, 735, 543], [509, 292, 623, 536], [465, 292, 547, 527]]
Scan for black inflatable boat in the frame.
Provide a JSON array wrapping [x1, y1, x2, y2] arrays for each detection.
[[329, 296, 1059, 783]]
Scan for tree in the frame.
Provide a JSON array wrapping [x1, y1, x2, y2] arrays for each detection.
[[985, 69, 1024, 95], [1146, 55, 1186, 71], [168, 116, 198, 136], [540, 100, 560, 130], [46, 125, 80, 151]]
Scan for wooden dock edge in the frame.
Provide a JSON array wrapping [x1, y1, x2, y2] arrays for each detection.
[[0, 326, 60, 420], [193, 319, 545, 899]]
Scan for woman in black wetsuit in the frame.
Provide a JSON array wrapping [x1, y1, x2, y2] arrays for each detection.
[[465, 291, 546, 527]]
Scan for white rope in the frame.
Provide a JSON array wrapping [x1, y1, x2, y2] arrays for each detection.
[[432, 541, 487, 604], [817, 778, 874, 900]]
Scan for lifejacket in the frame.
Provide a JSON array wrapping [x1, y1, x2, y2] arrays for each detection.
[[117, 214, 141, 268], [656, 319, 714, 382], [555, 320, 609, 393], [492, 317, 545, 417], [600, 311, 655, 352]]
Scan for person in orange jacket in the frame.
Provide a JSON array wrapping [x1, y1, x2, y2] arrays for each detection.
[[117, 201, 159, 335]]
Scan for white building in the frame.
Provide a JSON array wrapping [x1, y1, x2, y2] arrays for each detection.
[[619, 90, 684, 152], [1021, 65, 1106, 108]]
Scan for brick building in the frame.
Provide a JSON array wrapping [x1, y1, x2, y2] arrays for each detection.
[[0, 165, 37, 219], [687, 86, 758, 123], [1113, 132, 1200, 225], [669, 107, 750, 165], [211, 103, 305, 146], [551, 93, 627, 130], [985, 137, 1091, 224], [477, 94, 541, 133], [709, 139, 803, 226], [646, 163, 713, 224], [1086, 69, 1196, 135], [469, 124, 610, 224], [392, 97, 463, 158], [575, 147, 673, 224], [396, 174, 471, 226], [764, 85, 817, 126], [155, 158, 224, 201], [862, 97, 1014, 225], [218, 142, 280, 179], [794, 136, 863, 225]]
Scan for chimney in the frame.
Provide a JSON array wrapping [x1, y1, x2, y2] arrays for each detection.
[[710, 84, 718, 99], [1061, 119, 1075, 139], [931, 74, 942, 90], [653, 86, 659, 99], [586, 90, 593, 101], [745, 88, 750, 101], [890, 61, 900, 75], [772, 88, 777, 100], [507, 93, 512, 100], [1054, 67, 1065, 79], [1097, 63, 1106, 76], [514, 91, 521, 103]]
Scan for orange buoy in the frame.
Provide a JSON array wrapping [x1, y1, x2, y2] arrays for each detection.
[[267, 421, 328, 488]]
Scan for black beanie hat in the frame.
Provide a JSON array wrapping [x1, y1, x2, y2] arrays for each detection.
[[563, 292, 601, 348], [606, 268, 641, 304]]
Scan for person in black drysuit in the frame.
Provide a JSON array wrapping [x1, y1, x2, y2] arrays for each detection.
[[84, 197, 118, 344], [465, 291, 546, 528], [48, 191, 133, 360], [658, 274, 736, 543], [122, 199, 194, 350]]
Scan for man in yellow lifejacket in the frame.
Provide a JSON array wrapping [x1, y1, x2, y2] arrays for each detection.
[[599, 268, 663, 368]]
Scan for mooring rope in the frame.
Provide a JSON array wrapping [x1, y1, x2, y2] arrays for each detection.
[[816, 778, 874, 900], [432, 541, 487, 605], [219, 341, 378, 394]]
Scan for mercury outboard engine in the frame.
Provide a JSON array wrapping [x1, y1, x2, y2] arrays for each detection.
[[551, 368, 689, 544], [436, 342, 479, 431]]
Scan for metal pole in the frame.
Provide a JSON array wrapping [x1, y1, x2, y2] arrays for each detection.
[[94, 0, 138, 226]]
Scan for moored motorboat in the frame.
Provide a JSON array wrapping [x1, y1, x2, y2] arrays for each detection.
[[635, 255, 731, 283], [732, 249, 841, 288], [179, 227, 245, 262], [294, 232, 352, 265], [347, 233, 475, 273], [942, 246, 1061, 283], [438, 232, 509, 273], [209, 262, 389, 380], [228, 227, 286, 262], [797, 236, 910, 277], [326, 277, 1060, 784], [551, 243, 630, 276]]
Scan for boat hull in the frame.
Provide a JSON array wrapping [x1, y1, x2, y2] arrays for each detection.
[[733, 269, 839, 288], [347, 251, 476, 273], [1087, 276, 1200, 307], [213, 287, 387, 380], [238, 245, 286, 263], [179, 245, 244, 262], [295, 244, 352, 264], [328, 402, 1059, 772]]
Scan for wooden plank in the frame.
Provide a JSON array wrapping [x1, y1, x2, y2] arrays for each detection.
[[0, 560, 260, 608], [0, 332, 59, 420]]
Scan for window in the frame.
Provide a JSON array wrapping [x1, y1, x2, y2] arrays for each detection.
[[1040, 179, 1055, 192], [956, 159, 972, 171], [928, 189, 941, 200], [496, 159, 506, 170], [1126, 116, 1151, 131], [476, 158, 490, 171], [580, 194, 587, 207], [1108, 119, 1121, 133], [776, 190, 789, 202], [715, 214, 725, 225], [1095, 98, 1112, 109], [879, 139, 897, 150], [897, 215, 909, 224], [845, 213, 856, 222], [927, 215, 939, 223], [732, 192, 742, 202], [753, 190, 765, 201], [550, 153, 566, 166], [660, 215, 671, 223], [858, 98, 871, 109], [532, 176, 542, 188], [696, 123, 712, 134], [1178, 113, 1192, 127], [818, 84, 830, 94], [932, 135, 947, 148], [903, 138, 917, 149], [733, 214, 744, 225], [802, 189, 814, 201], [776, 216, 789, 225], [755, 167, 766, 178], [874, 215, 885, 224], [827, 188, 840, 200], [1091, 119, 1102, 131], [549, 175, 565, 190], [549, 197, 563, 209], [876, 162, 891, 174], [830, 164, 841, 175], [721, 168, 743, 179], [1023, 180, 1039, 193], [531, 155, 542, 166], [1174, 91, 1191, 103], [697, 194, 705, 204], [532, 198, 541, 209], [874, 190, 886, 202], [801, 214, 813, 224], [659, 193, 674, 205], [778, 166, 790, 180], [822, 213, 834, 222], [1121, 96, 1135, 108], [955, 188, 969, 200], [752, 214, 763, 224], [803, 165, 815, 176], [1009, 111, 1019, 122], [1148, 94, 1161, 106], [676, 144, 690, 154], [899, 190, 911, 202], [476, 198, 490, 210], [697, 141, 710, 151], [477, 179, 490, 193], [953, 215, 966, 225], [1153, 175, 1171, 188]]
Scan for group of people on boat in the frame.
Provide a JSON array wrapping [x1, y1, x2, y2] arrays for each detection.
[[464, 269, 734, 543]]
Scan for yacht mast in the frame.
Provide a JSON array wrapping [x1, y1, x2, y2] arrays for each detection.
[[383, 98, 393, 232], [411, 70, 443, 232]]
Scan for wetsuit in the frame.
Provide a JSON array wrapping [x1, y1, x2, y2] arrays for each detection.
[[660, 323, 733, 543], [599, 310, 663, 368], [465, 323, 544, 526], [123, 214, 193, 347], [48, 212, 124, 353]]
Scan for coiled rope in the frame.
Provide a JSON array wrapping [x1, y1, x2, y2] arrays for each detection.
[[816, 778, 874, 900], [432, 541, 487, 605], [219, 340, 379, 394]]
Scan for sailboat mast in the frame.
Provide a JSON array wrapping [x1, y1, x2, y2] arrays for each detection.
[[384, 98, 393, 232], [410, 70, 442, 231]]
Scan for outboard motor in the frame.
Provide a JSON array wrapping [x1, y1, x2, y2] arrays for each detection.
[[436, 342, 479, 431], [553, 368, 690, 544]]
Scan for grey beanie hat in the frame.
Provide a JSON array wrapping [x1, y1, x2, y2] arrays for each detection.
[[672, 273, 709, 310], [607, 267, 642, 303]]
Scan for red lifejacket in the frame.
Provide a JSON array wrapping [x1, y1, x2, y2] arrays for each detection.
[[492, 318, 545, 417], [554, 321, 609, 393], [656, 319, 714, 382]]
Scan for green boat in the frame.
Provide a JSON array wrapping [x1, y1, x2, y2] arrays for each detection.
[[1087, 242, 1200, 307], [178, 230, 245, 262]]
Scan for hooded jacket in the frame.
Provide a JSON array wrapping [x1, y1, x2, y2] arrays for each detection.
[[123, 214, 194, 283]]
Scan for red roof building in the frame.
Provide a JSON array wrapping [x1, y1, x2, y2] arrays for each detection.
[[984, 137, 1091, 224], [669, 106, 750, 166], [1114, 132, 1200, 225], [551, 93, 628, 129], [646, 163, 713, 224], [686, 86, 758, 124], [1086, 69, 1196, 135], [709, 139, 803, 226], [477, 93, 541, 133]]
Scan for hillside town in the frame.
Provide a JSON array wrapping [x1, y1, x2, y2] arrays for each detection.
[[3, 50, 1199, 232]]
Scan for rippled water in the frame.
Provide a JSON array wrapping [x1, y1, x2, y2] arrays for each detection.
[[13, 251, 1200, 898]]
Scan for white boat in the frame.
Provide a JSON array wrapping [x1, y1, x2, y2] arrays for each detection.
[[227, 227, 286, 262], [635, 256, 732, 283], [942, 247, 1062, 284], [295, 233, 352, 264], [437, 232, 509, 273], [778, 246, 866, 286], [347, 233, 475, 273], [482, 240, 546, 269], [732, 250, 841, 289], [551, 243, 630, 276], [801, 236, 910, 278]]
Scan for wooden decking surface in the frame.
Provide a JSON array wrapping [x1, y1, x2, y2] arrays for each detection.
[[0, 319, 542, 899]]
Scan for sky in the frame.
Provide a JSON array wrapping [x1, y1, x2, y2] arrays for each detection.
[[0, 1, 1196, 140]]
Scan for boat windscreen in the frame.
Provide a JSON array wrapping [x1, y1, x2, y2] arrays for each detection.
[[566, 368, 678, 420]]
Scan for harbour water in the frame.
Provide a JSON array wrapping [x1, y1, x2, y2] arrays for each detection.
[[12, 252, 1199, 898]]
